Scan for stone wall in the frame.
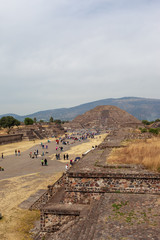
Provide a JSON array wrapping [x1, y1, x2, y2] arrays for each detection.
[[66, 172, 160, 195], [0, 134, 23, 145], [30, 173, 66, 210], [41, 212, 76, 232], [63, 192, 101, 204]]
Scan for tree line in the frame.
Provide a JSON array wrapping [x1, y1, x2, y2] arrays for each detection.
[[0, 116, 68, 133]]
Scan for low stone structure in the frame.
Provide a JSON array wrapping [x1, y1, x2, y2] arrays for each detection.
[[0, 134, 23, 145]]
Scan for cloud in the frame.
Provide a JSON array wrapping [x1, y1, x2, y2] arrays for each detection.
[[0, 0, 160, 114]]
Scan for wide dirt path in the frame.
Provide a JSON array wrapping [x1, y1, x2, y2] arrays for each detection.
[[0, 134, 106, 240]]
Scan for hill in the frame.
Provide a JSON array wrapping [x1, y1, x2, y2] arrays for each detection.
[[0, 97, 160, 121]]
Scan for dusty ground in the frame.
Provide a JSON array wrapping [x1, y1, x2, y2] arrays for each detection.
[[0, 133, 106, 240]]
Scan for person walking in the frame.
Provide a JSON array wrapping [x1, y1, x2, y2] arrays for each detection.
[[63, 154, 66, 160], [70, 159, 73, 166], [18, 150, 20, 156], [65, 164, 69, 171], [44, 158, 48, 166], [2, 153, 3, 159], [15, 150, 17, 156], [41, 159, 44, 166], [66, 153, 69, 160]]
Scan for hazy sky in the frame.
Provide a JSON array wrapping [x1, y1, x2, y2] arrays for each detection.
[[0, 0, 160, 115]]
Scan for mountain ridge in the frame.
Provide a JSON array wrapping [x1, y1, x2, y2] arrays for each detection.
[[0, 97, 160, 121]]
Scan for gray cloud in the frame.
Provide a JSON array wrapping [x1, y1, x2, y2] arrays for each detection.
[[0, 0, 160, 115]]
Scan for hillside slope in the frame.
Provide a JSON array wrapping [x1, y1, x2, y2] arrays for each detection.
[[0, 97, 160, 121]]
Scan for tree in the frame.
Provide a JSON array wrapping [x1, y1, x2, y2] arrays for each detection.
[[49, 116, 54, 123], [142, 120, 151, 125], [149, 128, 159, 135], [0, 116, 20, 133], [24, 117, 34, 125], [33, 117, 37, 123], [54, 119, 61, 125]]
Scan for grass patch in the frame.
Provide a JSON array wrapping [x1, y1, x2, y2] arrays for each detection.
[[110, 200, 158, 226]]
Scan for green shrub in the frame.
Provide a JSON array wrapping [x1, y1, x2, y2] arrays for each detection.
[[149, 128, 159, 135], [142, 120, 151, 125], [24, 118, 34, 125], [139, 128, 148, 133]]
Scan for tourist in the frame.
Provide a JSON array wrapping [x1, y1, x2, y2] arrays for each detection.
[[64, 154, 66, 160], [70, 159, 73, 166], [66, 153, 69, 160], [18, 150, 20, 156], [41, 159, 44, 166], [15, 149, 17, 156], [44, 158, 48, 166], [65, 164, 69, 171]]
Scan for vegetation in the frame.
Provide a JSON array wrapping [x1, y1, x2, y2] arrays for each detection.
[[49, 116, 54, 123], [0, 116, 20, 133], [54, 119, 61, 124], [108, 200, 157, 226], [149, 128, 160, 135], [24, 118, 34, 125], [142, 120, 152, 125], [108, 138, 160, 172], [15, 210, 40, 240], [142, 118, 160, 125], [139, 127, 160, 135], [33, 117, 37, 123], [139, 128, 148, 133]]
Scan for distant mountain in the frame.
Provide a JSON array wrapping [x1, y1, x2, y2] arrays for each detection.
[[0, 97, 160, 121]]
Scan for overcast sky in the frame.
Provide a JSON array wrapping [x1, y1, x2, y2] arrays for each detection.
[[0, 0, 160, 115]]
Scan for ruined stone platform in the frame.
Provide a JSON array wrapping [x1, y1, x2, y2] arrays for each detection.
[[47, 193, 160, 240], [31, 128, 160, 240]]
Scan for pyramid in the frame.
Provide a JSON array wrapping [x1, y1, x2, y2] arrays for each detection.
[[67, 105, 141, 129]]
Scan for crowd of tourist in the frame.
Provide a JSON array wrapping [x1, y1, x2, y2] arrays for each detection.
[[0, 129, 101, 172]]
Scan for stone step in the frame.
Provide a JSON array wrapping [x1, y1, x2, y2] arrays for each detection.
[[43, 203, 86, 215], [47, 186, 66, 204], [76, 196, 104, 240]]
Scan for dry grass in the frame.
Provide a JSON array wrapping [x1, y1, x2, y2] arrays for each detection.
[[0, 172, 62, 240], [108, 137, 160, 172]]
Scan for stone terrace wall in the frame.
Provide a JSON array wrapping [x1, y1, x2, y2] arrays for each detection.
[[0, 134, 23, 145], [66, 172, 160, 195], [30, 173, 66, 210], [41, 213, 77, 232]]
